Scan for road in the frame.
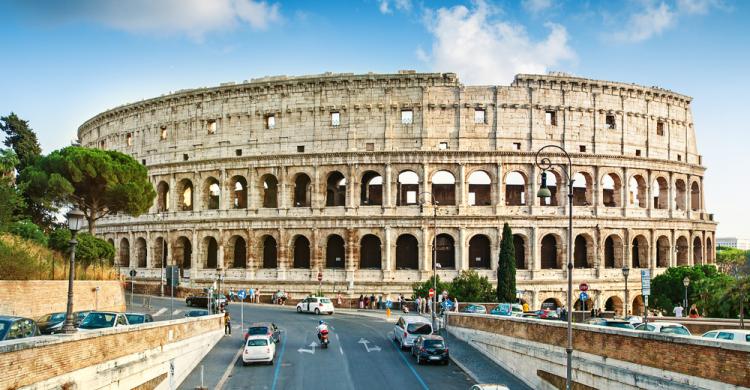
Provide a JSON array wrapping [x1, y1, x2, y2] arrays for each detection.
[[128, 295, 475, 390]]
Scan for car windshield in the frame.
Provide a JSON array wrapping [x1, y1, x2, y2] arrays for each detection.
[[407, 323, 432, 334], [661, 326, 690, 335], [247, 338, 268, 347], [0, 321, 8, 340], [423, 340, 445, 349], [320, 298, 332, 304], [608, 322, 634, 329], [126, 315, 144, 324], [79, 313, 116, 329], [49, 313, 67, 322], [187, 311, 207, 317], [248, 327, 269, 335]]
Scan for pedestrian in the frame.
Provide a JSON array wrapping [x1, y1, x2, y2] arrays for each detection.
[[555, 306, 562, 318], [364, 295, 370, 309], [370, 293, 376, 310], [415, 297, 421, 314], [224, 311, 231, 336], [673, 303, 684, 318], [359, 295, 364, 309], [377, 295, 383, 310], [337, 292, 343, 306], [689, 304, 699, 318], [421, 296, 427, 314], [522, 302, 529, 312], [249, 287, 255, 303], [453, 296, 459, 312]]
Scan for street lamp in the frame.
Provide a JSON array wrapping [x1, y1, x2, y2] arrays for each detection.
[[62, 207, 85, 334], [682, 276, 690, 310], [419, 191, 438, 332], [622, 266, 630, 317], [535, 145, 574, 390]]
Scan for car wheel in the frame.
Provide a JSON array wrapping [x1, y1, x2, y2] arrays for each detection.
[[296, 306, 302, 313], [242, 361, 248, 366], [442, 360, 449, 365], [268, 359, 274, 365], [314, 308, 320, 315]]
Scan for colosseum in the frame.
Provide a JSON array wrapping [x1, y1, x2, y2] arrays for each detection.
[[78, 71, 716, 313]]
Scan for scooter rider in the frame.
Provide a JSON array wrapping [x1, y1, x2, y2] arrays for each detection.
[[316, 320, 329, 339]]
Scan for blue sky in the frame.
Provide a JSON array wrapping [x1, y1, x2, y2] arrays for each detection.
[[0, 0, 747, 236]]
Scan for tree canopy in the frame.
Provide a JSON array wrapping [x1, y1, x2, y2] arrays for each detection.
[[0, 113, 41, 173], [650, 264, 746, 317], [450, 270, 496, 302], [21, 146, 156, 234], [412, 275, 451, 300], [496, 222, 516, 302]]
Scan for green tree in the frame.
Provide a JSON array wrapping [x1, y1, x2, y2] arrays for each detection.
[[7, 219, 47, 246], [47, 227, 73, 252], [75, 233, 115, 268], [716, 246, 749, 274], [496, 222, 516, 302], [21, 146, 156, 234], [450, 270, 496, 302], [651, 265, 721, 314], [0, 148, 19, 175], [0, 113, 41, 173], [412, 275, 451, 300]]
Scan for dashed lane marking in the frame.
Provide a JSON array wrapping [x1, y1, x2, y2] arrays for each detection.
[[172, 309, 182, 316], [152, 308, 167, 317]]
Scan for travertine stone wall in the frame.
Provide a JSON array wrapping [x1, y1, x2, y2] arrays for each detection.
[[77, 71, 716, 305], [0, 280, 126, 318]]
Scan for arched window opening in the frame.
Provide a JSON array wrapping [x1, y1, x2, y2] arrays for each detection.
[[676, 236, 689, 265], [505, 171, 526, 206], [434, 234, 455, 269], [539, 171, 560, 206], [293, 236, 311, 269], [653, 177, 668, 209], [326, 235, 346, 269], [628, 175, 647, 208], [605, 296, 623, 315], [468, 171, 492, 206], [205, 178, 220, 210], [604, 236, 616, 268], [326, 172, 347, 207], [396, 234, 418, 269], [693, 237, 703, 264], [119, 238, 130, 268], [361, 171, 383, 206], [432, 170, 456, 205], [204, 237, 218, 269], [542, 298, 561, 310], [177, 179, 193, 211], [691, 182, 700, 211], [675, 179, 687, 211], [602, 173, 622, 207], [135, 237, 147, 268], [397, 171, 419, 206], [293, 174, 312, 207], [262, 175, 278, 208], [513, 234, 526, 269], [572, 173, 593, 206], [541, 234, 558, 269], [174, 236, 192, 269], [157, 181, 170, 212], [231, 176, 248, 209], [469, 235, 491, 269], [360, 235, 382, 269], [632, 235, 649, 268], [657, 236, 670, 267], [228, 236, 247, 268], [574, 235, 592, 268], [262, 236, 277, 269], [154, 237, 167, 269], [632, 295, 645, 316]]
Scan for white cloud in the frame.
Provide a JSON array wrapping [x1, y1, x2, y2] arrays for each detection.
[[419, 1, 575, 85], [676, 0, 723, 14], [378, 0, 412, 15], [613, 2, 675, 43], [522, 0, 554, 14]]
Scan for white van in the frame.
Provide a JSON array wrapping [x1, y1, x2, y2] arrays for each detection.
[[394, 316, 432, 349]]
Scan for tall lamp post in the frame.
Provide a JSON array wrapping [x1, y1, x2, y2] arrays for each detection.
[[682, 276, 690, 310], [62, 208, 85, 334], [419, 191, 438, 332], [535, 145, 574, 390], [622, 266, 630, 317]]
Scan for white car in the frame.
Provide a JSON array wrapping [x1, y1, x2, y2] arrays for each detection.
[[635, 321, 691, 336], [701, 329, 750, 344], [242, 335, 276, 365], [78, 312, 130, 331], [394, 316, 433, 349], [296, 297, 335, 315]]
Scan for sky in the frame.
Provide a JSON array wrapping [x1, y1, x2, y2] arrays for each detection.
[[0, 0, 747, 237]]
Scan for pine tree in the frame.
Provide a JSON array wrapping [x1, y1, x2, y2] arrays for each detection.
[[497, 222, 517, 302]]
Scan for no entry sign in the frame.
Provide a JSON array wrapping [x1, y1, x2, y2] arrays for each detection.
[[579, 283, 589, 292], [428, 288, 435, 297]]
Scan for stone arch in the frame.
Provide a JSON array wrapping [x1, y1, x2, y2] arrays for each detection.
[[397, 170, 419, 206], [574, 233, 594, 268], [628, 174, 647, 208], [177, 178, 193, 211], [325, 234, 346, 269], [154, 237, 167, 269], [202, 236, 218, 269], [434, 233, 455, 269], [706, 237, 714, 264], [203, 177, 221, 210], [572, 172, 593, 206], [604, 296, 623, 315], [431, 170, 456, 206], [326, 171, 347, 207], [396, 234, 419, 269], [539, 170, 561, 206], [260, 174, 278, 208], [261, 235, 277, 269], [675, 179, 687, 211], [230, 176, 248, 209], [174, 236, 192, 269], [653, 177, 668, 209], [467, 170, 492, 206], [513, 234, 527, 269], [691, 181, 700, 211], [361, 171, 383, 206], [293, 173, 312, 207], [156, 181, 170, 212], [601, 172, 622, 207], [676, 236, 689, 265], [693, 236, 703, 264], [632, 295, 645, 316], [656, 236, 670, 267], [504, 171, 527, 206], [469, 234, 491, 269], [135, 237, 147, 268], [632, 235, 649, 268], [574, 298, 591, 311], [604, 234, 623, 268], [541, 234, 561, 269], [119, 238, 130, 268], [541, 297, 562, 310], [292, 235, 311, 269], [360, 234, 382, 269], [226, 235, 247, 268]]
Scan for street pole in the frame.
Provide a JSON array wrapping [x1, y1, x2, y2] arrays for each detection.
[[624, 274, 629, 317], [535, 146, 574, 390], [170, 268, 174, 320], [433, 203, 437, 331], [62, 208, 84, 334]]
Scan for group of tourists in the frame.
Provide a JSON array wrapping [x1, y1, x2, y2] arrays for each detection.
[[227, 287, 262, 303]]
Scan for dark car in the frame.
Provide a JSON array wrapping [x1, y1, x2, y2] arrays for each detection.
[[185, 310, 210, 318], [245, 322, 281, 343], [0, 315, 39, 341], [74, 311, 91, 326], [125, 313, 154, 325], [37, 312, 67, 335], [411, 334, 449, 365], [186, 294, 228, 309]]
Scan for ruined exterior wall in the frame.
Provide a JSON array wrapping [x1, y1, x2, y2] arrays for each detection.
[[77, 72, 716, 303]]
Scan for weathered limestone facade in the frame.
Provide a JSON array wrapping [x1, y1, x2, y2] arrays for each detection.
[[78, 71, 716, 311]]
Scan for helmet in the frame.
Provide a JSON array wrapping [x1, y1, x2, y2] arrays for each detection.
[[319, 320, 324, 325]]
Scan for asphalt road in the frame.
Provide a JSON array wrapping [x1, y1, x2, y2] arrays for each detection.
[[128, 295, 475, 390]]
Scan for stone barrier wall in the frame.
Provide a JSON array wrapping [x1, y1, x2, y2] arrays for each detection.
[[0, 280, 126, 319]]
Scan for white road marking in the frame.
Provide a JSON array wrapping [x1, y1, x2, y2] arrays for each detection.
[[335, 334, 344, 355], [172, 309, 182, 315], [215, 345, 244, 390], [297, 341, 317, 354], [153, 308, 167, 317], [357, 338, 381, 352]]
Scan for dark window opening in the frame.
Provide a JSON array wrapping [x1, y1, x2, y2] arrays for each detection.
[[545, 111, 557, 126], [361, 171, 383, 206], [325, 235, 346, 269], [606, 115, 616, 129], [262, 236, 277, 268], [396, 235, 418, 270], [514, 235, 526, 269], [293, 236, 311, 269], [326, 172, 347, 207], [294, 174, 312, 207], [297, 145, 305, 153], [434, 234, 455, 269], [235, 149, 242, 156], [360, 235, 382, 269], [262, 175, 278, 208], [541, 235, 558, 269], [468, 235, 490, 269], [656, 121, 664, 136], [579, 145, 586, 153]]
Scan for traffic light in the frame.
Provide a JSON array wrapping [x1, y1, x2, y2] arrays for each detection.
[[166, 265, 180, 287]]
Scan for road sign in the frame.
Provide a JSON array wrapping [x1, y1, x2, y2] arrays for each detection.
[[579, 283, 589, 292], [237, 289, 246, 300], [317, 272, 323, 282], [428, 288, 435, 298], [641, 269, 651, 296], [129, 269, 137, 278], [579, 292, 589, 301]]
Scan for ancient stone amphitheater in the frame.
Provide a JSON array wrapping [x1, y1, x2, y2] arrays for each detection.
[[79, 71, 715, 312]]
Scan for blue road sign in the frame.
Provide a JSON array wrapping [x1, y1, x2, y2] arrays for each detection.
[[579, 292, 589, 301], [237, 289, 246, 300]]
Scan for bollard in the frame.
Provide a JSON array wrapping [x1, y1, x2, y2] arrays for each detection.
[[386, 308, 391, 318], [195, 364, 206, 390]]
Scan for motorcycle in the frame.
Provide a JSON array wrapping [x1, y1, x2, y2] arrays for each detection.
[[318, 329, 329, 349]]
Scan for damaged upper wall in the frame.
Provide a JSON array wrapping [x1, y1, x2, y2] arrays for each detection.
[[77, 71, 701, 167]]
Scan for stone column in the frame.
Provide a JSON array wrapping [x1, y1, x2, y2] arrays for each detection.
[[169, 175, 177, 213], [496, 163, 504, 214], [348, 165, 357, 210], [279, 167, 288, 210], [458, 227, 467, 270], [192, 230, 200, 271], [650, 229, 657, 271], [313, 166, 320, 210], [248, 168, 257, 211], [622, 167, 629, 211], [458, 163, 466, 207], [346, 228, 357, 272], [491, 227, 501, 272], [531, 226, 540, 276], [623, 229, 631, 269], [670, 230, 676, 267], [668, 172, 675, 218], [422, 226, 431, 272], [529, 164, 537, 212], [646, 170, 653, 214], [384, 226, 392, 274], [220, 168, 228, 210], [384, 164, 393, 209], [193, 171, 201, 212]]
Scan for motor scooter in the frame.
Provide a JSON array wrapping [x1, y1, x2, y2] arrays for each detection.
[[319, 329, 329, 349]]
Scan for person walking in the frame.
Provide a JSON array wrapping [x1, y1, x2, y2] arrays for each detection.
[[453, 296, 459, 312], [359, 295, 364, 309], [249, 287, 255, 303], [688, 304, 700, 318], [415, 297, 421, 314], [522, 302, 529, 312], [370, 294, 376, 310], [364, 295, 370, 310], [224, 311, 232, 336], [673, 303, 684, 318]]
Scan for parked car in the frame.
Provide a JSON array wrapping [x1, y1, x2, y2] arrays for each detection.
[[186, 294, 227, 309], [296, 296, 335, 315], [242, 335, 276, 365], [394, 316, 433, 349], [625, 316, 643, 326], [184, 310, 210, 318], [411, 334, 449, 365], [587, 318, 635, 330], [635, 322, 691, 336], [490, 303, 523, 316], [536, 309, 560, 320], [700, 329, 750, 344], [37, 312, 67, 335], [74, 311, 91, 327], [77, 312, 129, 331], [461, 304, 487, 314], [125, 313, 154, 325], [0, 315, 39, 341], [245, 322, 281, 343]]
